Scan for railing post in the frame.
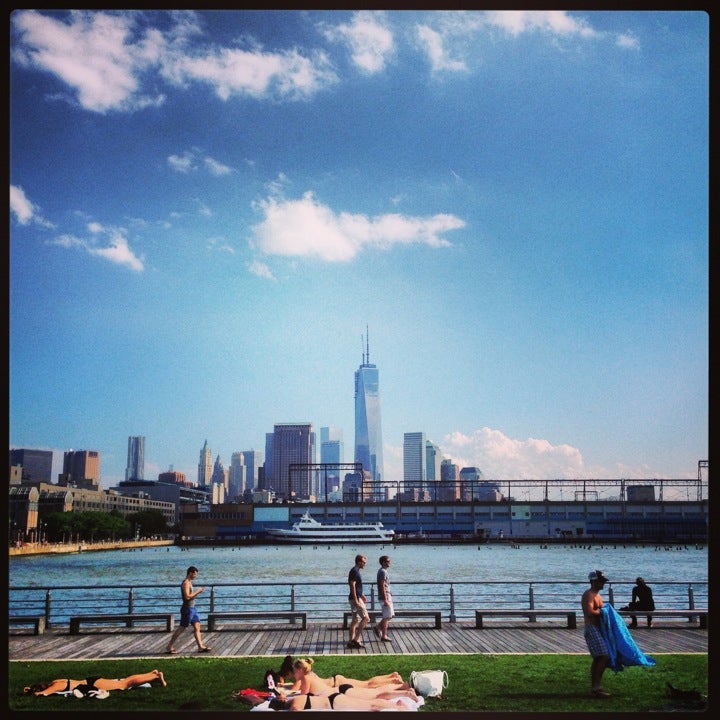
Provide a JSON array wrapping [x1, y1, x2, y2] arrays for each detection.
[[608, 585, 615, 606], [210, 586, 216, 613], [529, 583, 536, 623], [127, 589, 134, 627], [290, 585, 296, 624], [449, 584, 456, 622], [688, 583, 696, 623], [44, 589, 51, 629]]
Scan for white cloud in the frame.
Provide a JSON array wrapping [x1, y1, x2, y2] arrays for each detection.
[[167, 151, 196, 173], [248, 259, 275, 280], [616, 32, 640, 50], [49, 222, 144, 271], [441, 427, 590, 479], [163, 45, 337, 101], [415, 24, 467, 73], [10, 185, 54, 228], [168, 149, 233, 177], [322, 11, 394, 74], [204, 156, 232, 176], [11, 10, 165, 113], [250, 191, 464, 262], [484, 10, 598, 39]]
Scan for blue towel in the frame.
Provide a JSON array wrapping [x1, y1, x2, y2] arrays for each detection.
[[600, 604, 656, 672]]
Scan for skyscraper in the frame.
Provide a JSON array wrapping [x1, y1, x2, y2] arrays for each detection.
[[60, 450, 100, 488], [241, 450, 262, 492], [403, 432, 427, 491], [320, 427, 344, 499], [9, 448, 53, 483], [125, 436, 145, 481], [272, 423, 313, 499], [354, 329, 383, 486], [198, 440, 213, 488]]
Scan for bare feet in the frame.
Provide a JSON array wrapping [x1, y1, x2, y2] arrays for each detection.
[[153, 670, 167, 687]]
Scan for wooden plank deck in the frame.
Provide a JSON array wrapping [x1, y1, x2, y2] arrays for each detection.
[[9, 620, 707, 661]]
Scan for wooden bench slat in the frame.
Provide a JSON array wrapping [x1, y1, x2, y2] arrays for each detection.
[[9, 615, 46, 635], [475, 609, 577, 629], [616, 609, 708, 629], [207, 611, 307, 631], [69, 613, 175, 634]]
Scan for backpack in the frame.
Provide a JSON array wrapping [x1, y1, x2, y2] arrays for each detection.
[[410, 669, 448, 698]]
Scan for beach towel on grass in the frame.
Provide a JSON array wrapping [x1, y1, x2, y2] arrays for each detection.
[[600, 604, 656, 672]]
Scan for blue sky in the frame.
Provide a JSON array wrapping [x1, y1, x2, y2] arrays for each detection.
[[9, 10, 709, 491]]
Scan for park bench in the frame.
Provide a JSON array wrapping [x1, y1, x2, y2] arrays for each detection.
[[475, 608, 578, 629], [207, 611, 307, 631], [9, 615, 46, 635], [69, 612, 175, 634], [616, 608, 708, 629], [343, 609, 442, 629]]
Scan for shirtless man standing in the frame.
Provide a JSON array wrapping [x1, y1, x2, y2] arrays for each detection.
[[581, 569, 611, 698]]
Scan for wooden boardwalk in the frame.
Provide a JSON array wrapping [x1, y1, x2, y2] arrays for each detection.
[[9, 619, 707, 662]]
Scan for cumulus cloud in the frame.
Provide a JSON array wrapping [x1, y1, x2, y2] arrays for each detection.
[[11, 9, 336, 112], [11, 10, 165, 113], [250, 191, 464, 262], [49, 222, 144, 271], [10, 185, 54, 228], [441, 427, 590, 479], [321, 11, 394, 73]]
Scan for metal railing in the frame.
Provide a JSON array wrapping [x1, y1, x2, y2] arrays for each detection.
[[9, 580, 707, 630]]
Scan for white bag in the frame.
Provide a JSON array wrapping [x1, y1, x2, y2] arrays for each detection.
[[410, 669, 448, 698]]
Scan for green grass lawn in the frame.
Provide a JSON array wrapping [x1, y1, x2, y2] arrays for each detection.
[[10, 653, 707, 713]]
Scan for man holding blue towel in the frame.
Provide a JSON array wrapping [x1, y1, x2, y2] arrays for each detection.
[[582, 570, 611, 698]]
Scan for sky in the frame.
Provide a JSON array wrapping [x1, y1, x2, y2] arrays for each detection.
[[9, 9, 709, 493]]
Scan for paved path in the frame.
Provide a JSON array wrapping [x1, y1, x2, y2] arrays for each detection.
[[10, 619, 707, 661]]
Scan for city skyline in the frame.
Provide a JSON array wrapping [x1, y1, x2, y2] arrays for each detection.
[[10, 11, 708, 489]]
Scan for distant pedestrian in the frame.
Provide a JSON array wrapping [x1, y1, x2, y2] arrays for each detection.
[[347, 554, 368, 649], [166, 566, 211, 654], [582, 569, 611, 698], [374, 555, 394, 642], [629, 577, 655, 628]]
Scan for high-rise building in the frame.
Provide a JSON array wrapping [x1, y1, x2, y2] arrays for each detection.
[[241, 450, 262, 492], [319, 427, 344, 499], [354, 329, 384, 486], [198, 440, 213, 488], [9, 448, 53, 483], [262, 433, 274, 490], [403, 432, 427, 491], [59, 450, 100, 489], [440, 458, 461, 501], [272, 423, 313, 499], [228, 452, 245, 498], [425, 441, 442, 482], [125, 436, 145, 481]]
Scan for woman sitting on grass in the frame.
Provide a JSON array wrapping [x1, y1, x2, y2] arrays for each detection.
[[24, 669, 166, 696], [284, 657, 410, 692]]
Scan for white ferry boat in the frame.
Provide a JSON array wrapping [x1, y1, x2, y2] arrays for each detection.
[[265, 510, 395, 544]]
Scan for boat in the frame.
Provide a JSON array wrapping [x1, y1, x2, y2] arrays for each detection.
[[265, 510, 395, 544]]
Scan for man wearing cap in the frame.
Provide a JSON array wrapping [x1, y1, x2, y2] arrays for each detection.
[[582, 570, 611, 698]]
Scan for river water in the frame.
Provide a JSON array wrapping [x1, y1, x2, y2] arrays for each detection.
[[9, 541, 707, 588]]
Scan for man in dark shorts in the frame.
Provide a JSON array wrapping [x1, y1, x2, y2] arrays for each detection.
[[166, 566, 211, 654], [581, 569, 611, 698], [347, 554, 368, 649]]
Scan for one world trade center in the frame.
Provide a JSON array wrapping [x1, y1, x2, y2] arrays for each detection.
[[354, 329, 384, 485]]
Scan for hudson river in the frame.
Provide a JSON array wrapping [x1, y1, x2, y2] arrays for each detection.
[[9, 541, 707, 588]]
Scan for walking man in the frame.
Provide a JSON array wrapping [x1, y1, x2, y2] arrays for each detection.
[[581, 569, 611, 698], [166, 565, 212, 654], [374, 555, 394, 642], [347, 554, 369, 649]]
